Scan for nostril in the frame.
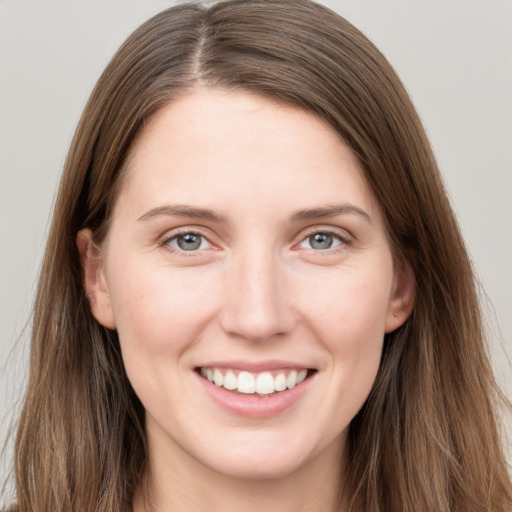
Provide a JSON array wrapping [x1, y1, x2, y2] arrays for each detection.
[[217, 272, 296, 342]]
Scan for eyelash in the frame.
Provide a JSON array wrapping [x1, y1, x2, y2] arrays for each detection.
[[159, 229, 213, 255], [297, 228, 351, 252], [159, 227, 352, 256]]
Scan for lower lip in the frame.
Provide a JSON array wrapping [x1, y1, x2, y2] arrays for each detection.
[[196, 372, 315, 418]]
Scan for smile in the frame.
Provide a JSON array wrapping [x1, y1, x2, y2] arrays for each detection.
[[199, 367, 310, 396]]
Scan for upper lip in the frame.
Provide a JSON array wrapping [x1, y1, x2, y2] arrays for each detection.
[[196, 360, 314, 372]]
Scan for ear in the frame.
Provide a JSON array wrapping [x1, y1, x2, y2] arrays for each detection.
[[385, 261, 415, 333], [76, 229, 116, 329]]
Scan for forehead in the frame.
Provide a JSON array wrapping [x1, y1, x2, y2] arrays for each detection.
[[115, 87, 381, 224], [128, 87, 346, 165]]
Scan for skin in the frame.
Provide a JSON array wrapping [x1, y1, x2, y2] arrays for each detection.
[[78, 88, 414, 512]]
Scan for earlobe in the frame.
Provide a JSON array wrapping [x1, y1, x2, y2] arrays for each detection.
[[76, 229, 116, 329], [385, 262, 416, 333]]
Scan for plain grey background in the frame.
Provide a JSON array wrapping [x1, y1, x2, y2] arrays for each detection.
[[1, 0, 511, 490]]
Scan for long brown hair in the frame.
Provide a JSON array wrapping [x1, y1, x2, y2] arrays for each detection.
[[10, 1, 512, 511]]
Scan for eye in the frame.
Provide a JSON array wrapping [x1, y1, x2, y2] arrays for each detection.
[[166, 232, 212, 252], [298, 231, 344, 251]]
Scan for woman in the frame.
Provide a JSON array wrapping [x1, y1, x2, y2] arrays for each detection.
[[8, 0, 512, 511]]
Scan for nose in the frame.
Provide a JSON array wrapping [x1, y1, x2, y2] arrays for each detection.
[[218, 249, 296, 342]]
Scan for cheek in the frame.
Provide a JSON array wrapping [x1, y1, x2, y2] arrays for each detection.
[[300, 269, 392, 402], [106, 260, 218, 372], [106, 263, 223, 421], [307, 276, 390, 420], [303, 270, 393, 347], [330, 289, 387, 384]]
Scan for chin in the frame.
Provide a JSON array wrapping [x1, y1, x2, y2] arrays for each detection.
[[188, 430, 336, 482], [205, 454, 307, 481]]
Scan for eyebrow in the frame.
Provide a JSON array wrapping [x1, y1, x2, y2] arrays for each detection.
[[290, 204, 373, 224], [137, 202, 372, 224], [137, 205, 227, 223]]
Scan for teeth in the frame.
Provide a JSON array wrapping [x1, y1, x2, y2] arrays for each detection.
[[237, 371, 255, 394], [297, 369, 307, 384], [213, 368, 224, 387], [255, 372, 274, 394], [223, 370, 237, 391], [286, 370, 297, 389], [200, 367, 310, 395], [274, 373, 287, 392]]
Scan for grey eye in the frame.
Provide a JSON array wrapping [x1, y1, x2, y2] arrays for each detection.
[[299, 232, 342, 251], [172, 233, 207, 251], [179, 233, 201, 250], [309, 233, 334, 250]]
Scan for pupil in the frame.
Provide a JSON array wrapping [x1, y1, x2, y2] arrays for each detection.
[[177, 233, 201, 251], [310, 233, 332, 250]]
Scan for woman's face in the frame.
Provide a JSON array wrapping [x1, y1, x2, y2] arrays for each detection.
[[82, 88, 413, 481]]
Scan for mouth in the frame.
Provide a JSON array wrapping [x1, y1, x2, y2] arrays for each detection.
[[196, 366, 316, 397]]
